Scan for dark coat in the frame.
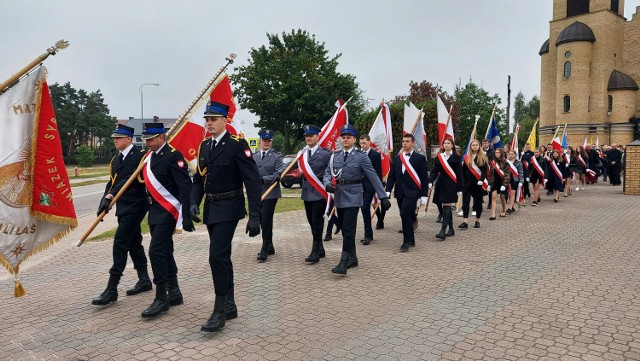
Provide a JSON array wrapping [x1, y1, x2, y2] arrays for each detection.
[[528, 156, 547, 184], [546, 158, 568, 191], [145, 144, 191, 226], [429, 152, 463, 204], [104, 145, 148, 217], [191, 132, 262, 224], [362, 149, 382, 193], [386, 152, 428, 200], [462, 156, 488, 198], [488, 159, 511, 191]]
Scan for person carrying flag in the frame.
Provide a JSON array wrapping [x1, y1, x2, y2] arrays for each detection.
[[459, 139, 488, 229], [429, 137, 463, 241], [191, 101, 262, 332]]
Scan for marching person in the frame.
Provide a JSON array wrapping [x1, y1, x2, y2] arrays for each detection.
[[297, 124, 331, 264], [191, 101, 262, 332], [574, 145, 588, 190], [322, 124, 391, 275], [521, 143, 534, 203], [428, 137, 463, 241], [564, 146, 576, 197], [529, 147, 547, 206], [506, 150, 524, 213], [548, 149, 568, 202], [488, 148, 511, 219], [358, 134, 383, 245], [140, 123, 194, 318], [386, 134, 428, 251], [607, 143, 623, 186], [92, 124, 151, 306], [254, 129, 284, 262], [481, 139, 495, 210], [459, 139, 488, 229]]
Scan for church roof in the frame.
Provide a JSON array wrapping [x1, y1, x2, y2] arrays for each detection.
[[539, 39, 549, 55], [608, 70, 639, 91], [555, 21, 596, 46]]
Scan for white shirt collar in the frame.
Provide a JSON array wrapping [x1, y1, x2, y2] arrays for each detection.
[[155, 142, 167, 155], [309, 145, 319, 154], [212, 130, 227, 145], [121, 143, 134, 158]]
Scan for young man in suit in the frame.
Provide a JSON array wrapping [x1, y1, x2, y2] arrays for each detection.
[[92, 124, 151, 306], [358, 134, 383, 245]]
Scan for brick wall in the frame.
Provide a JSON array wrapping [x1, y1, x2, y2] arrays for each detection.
[[624, 141, 640, 195]]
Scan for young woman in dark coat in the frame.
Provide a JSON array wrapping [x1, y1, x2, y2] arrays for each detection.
[[529, 147, 547, 206], [488, 148, 511, 219], [428, 137, 463, 240], [459, 139, 489, 229], [547, 149, 569, 202]]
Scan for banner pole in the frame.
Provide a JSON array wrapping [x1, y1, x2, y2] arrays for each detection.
[[0, 40, 69, 94]]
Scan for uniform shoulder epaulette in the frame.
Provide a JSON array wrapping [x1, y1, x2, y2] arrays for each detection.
[[273, 150, 282, 155], [168, 144, 177, 152], [230, 134, 240, 141], [357, 149, 365, 154]]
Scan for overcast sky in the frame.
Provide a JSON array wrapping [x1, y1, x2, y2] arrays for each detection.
[[3, 1, 640, 136]]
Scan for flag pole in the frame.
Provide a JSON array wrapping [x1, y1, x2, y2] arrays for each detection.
[[77, 54, 237, 246], [484, 104, 497, 139], [550, 125, 560, 144], [409, 106, 425, 135], [562, 123, 568, 144], [0, 40, 70, 94], [260, 146, 308, 201]]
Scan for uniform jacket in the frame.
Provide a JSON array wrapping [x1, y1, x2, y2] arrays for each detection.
[[145, 144, 191, 226], [191, 132, 262, 224], [521, 150, 534, 178], [362, 149, 382, 193], [254, 149, 285, 200], [547, 158, 569, 190], [528, 156, 547, 183], [322, 149, 387, 208], [386, 152, 428, 200], [103, 145, 148, 217], [428, 151, 463, 204], [462, 155, 489, 198], [300, 147, 331, 202]]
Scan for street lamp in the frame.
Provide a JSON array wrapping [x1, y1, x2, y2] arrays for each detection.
[[139, 83, 160, 119]]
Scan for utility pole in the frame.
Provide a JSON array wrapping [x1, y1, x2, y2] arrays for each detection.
[[507, 75, 512, 132]]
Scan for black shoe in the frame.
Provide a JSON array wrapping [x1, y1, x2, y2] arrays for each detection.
[[305, 250, 320, 263], [489, 217, 496, 220], [225, 289, 238, 320], [331, 251, 350, 275], [257, 247, 268, 262], [506, 208, 514, 214], [127, 268, 152, 296], [400, 243, 410, 252], [436, 214, 443, 223], [141, 284, 169, 318], [201, 296, 226, 332], [91, 275, 120, 305], [474, 221, 480, 228], [167, 276, 183, 306], [375, 221, 384, 230], [361, 237, 372, 245], [445, 207, 454, 237], [346, 255, 358, 269], [268, 244, 275, 255], [318, 248, 326, 258], [397, 229, 403, 233], [458, 222, 468, 229], [323, 233, 332, 241], [334, 225, 342, 235], [410, 241, 415, 247], [486, 205, 492, 210]]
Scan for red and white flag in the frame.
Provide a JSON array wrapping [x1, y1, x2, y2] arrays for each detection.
[[318, 99, 349, 151], [437, 95, 454, 144], [404, 102, 427, 155], [509, 124, 520, 155], [551, 136, 563, 151], [169, 74, 241, 170], [0, 65, 77, 296], [369, 102, 393, 179]]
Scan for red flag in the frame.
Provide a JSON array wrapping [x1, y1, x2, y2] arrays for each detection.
[[318, 99, 349, 150], [551, 137, 563, 151]]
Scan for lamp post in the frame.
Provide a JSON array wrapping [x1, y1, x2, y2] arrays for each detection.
[[139, 83, 160, 119]]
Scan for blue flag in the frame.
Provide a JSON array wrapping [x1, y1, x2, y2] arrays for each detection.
[[487, 116, 502, 150], [562, 131, 568, 148]]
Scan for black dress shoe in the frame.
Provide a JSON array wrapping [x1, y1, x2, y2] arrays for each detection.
[[458, 222, 468, 229], [331, 252, 350, 275], [201, 296, 226, 332], [141, 284, 169, 318], [305, 251, 320, 263], [334, 225, 342, 235], [346, 256, 358, 268], [361, 237, 372, 245], [257, 247, 268, 262], [323, 233, 332, 241], [375, 221, 384, 230], [267, 245, 275, 255], [92, 288, 118, 305], [127, 269, 152, 296], [400, 243, 410, 252], [474, 221, 480, 228]]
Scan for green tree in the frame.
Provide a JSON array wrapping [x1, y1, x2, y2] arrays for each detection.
[[454, 81, 505, 150], [513, 92, 540, 149], [76, 144, 96, 167], [232, 29, 365, 154]]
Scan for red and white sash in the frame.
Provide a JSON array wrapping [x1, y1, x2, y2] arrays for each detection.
[[550, 160, 564, 180], [437, 153, 457, 183], [506, 160, 519, 178], [299, 148, 328, 200], [578, 154, 587, 168], [563, 153, 570, 167], [143, 154, 183, 230], [530, 156, 547, 186], [400, 152, 422, 189], [491, 160, 505, 179], [586, 168, 597, 177], [464, 154, 488, 190]]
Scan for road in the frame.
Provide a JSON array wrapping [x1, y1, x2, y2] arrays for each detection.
[[71, 182, 105, 218]]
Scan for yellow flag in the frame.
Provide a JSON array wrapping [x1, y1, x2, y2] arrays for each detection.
[[525, 119, 538, 149]]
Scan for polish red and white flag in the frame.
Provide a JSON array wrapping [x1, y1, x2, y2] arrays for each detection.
[[369, 102, 393, 179], [318, 99, 349, 151]]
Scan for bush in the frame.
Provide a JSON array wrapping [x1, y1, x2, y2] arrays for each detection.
[[77, 145, 96, 167]]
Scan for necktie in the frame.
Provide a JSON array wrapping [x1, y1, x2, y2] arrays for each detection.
[[210, 139, 217, 152], [343, 151, 349, 162], [308, 149, 312, 158], [262, 151, 266, 159], [119, 153, 124, 163], [405, 153, 411, 157]]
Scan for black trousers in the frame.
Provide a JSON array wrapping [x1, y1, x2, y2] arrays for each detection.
[[207, 220, 239, 296], [148, 223, 178, 285], [260, 198, 278, 246], [360, 191, 375, 239], [397, 196, 418, 244], [336, 207, 359, 253], [609, 164, 621, 185], [109, 212, 147, 276], [462, 191, 483, 219], [305, 199, 326, 246], [375, 206, 386, 224]]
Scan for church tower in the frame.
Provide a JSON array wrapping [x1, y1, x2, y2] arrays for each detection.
[[539, 0, 640, 145]]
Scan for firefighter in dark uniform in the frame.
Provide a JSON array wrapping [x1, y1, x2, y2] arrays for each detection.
[[191, 101, 262, 332], [140, 123, 194, 318], [254, 129, 285, 262], [92, 124, 151, 306]]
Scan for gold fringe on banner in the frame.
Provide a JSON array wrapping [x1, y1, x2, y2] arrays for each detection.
[[14, 269, 25, 297]]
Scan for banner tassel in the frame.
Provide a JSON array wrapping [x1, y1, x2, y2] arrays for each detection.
[[14, 272, 25, 297]]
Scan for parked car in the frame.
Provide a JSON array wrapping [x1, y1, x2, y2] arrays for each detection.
[[280, 154, 303, 188]]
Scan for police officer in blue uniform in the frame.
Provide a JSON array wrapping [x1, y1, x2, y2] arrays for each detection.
[[255, 129, 284, 262], [92, 124, 151, 306], [322, 125, 391, 275], [191, 101, 262, 332], [140, 123, 194, 318]]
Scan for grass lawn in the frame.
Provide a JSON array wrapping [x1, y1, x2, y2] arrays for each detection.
[[66, 165, 110, 179], [88, 197, 304, 241]]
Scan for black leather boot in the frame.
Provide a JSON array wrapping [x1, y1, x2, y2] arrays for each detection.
[[126, 268, 152, 296], [167, 276, 183, 306], [331, 251, 350, 275], [201, 295, 227, 332], [267, 242, 275, 255], [305, 240, 320, 263], [92, 274, 120, 305], [141, 283, 169, 318], [445, 207, 455, 237], [435, 208, 449, 241], [257, 246, 268, 262], [225, 288, 238, 320], [346, 249, 358, 269], [318, 244, 326, 258]]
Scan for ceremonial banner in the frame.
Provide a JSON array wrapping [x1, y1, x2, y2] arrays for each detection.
[[403, 102, 427, 155], [0, 66, 77, 296], [509, 123, 520, 155], [486, 115, 503, 150], [169, 74, 241, 170], [319, 99, 349, 151], [525, 119, 538, 150], [369, 102, 393, 179], [437, 95, 454, 144]]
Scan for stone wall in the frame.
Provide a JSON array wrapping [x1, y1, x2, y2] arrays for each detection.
[[624, 140, 640, 195]]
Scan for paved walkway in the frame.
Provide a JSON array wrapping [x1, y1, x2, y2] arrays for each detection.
[[1, 182, 639, 360]]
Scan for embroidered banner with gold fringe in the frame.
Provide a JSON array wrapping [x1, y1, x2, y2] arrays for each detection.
[[0, 65, 77, 296]]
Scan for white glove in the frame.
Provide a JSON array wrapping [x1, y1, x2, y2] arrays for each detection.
[[487, 185, 491, 192], [420, 196, 427, 205], [526, 177, 530, 182], [386, 192, 391, 198], [457, 192, 462, 196], [428, 183, 433, 189], [477, 181, 483, 186], [500, 185, 506, 192], [518, 183, 523, 189]]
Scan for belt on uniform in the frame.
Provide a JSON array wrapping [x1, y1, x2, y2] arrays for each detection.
[[205, 189, 243, 201], [336, 179, 361, 185]]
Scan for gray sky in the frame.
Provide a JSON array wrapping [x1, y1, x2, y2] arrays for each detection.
[[3, 1, 639, 136]]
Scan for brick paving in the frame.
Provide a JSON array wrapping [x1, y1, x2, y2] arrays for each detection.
[[1, 182, 639, 360]]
